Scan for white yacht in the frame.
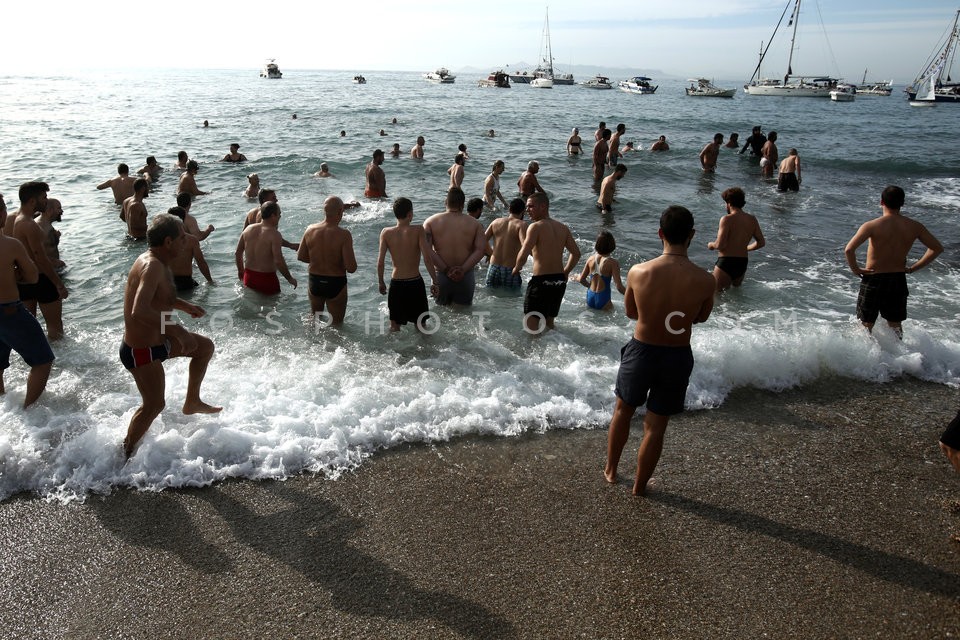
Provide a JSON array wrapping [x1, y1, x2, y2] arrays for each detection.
[[424, 68, 456, 84], [580, 75, 613, 90], [260, 59, 282, 79], [618, 76, 658, 94]]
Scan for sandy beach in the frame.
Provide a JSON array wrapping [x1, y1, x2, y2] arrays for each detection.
[[1, 376, 958, 639]]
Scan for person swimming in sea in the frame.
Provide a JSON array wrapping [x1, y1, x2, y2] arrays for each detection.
[[575, 230, 626, 310]]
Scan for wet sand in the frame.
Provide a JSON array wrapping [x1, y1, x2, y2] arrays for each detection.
[[1, 377, 958, 639]]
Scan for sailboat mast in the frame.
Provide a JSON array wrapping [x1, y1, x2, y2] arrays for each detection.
[[543, 8, 554, 75], [784, 0, 802, 82]]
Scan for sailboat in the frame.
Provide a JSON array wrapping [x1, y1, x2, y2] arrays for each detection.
[[905, 10, 960, 103], [744, 0, 839, 97], [531, 9, 556, 88]]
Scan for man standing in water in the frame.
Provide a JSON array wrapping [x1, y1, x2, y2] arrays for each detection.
[[485, 198, 527, 289], [377, 197, 439, 332], [365, 149, 386, 198], [97, 163, 136, 205], [423, 187, 487, 306], [121, 178, 150, 240], [597, 164, 628, 213], [517, 161, 545, 199], [604, 205, 715, 495], [844, 185, 942, 339], [707, 187, 765, 292], [121, 213, 221, 459], [760, 131, 778, 179], [236, 202, 298, 295], [297, 196, 357, 325], [699, 133, 724, 173]]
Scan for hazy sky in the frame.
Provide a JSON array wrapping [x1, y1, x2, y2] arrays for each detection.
[[4, 0, 958, 81]]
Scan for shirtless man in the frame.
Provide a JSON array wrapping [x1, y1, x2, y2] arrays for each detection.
[[121, 178, 150, 240], [313, 163, 332, 178], [176, 192, 214, 241], [699, 133, 724, 172], [608, 123, 626, 166], [650, 135, 670, 152], [297, 196, 358, 325], [423, 187, 487, 306], [410, 136, 425, 159], [243, 173, 260, 198], [365, 149, 387, 198], [6, 182, 69, 341], [167, 206, 213, 292], [377, 197, 439, 332], [484, 160, 509, 209], [235, 202, 297, 296], [137, 156, 163, 183], [707, 187, 766, 292], [485, 198, 527, 289], [604, 205, 715, 495], [760, 131, 778, 179], [466, 198, 484, 220], [173, 151, 189, 170], [595, 121, 606, 142], [390, 143, 402, 158], [457, 143, 469, 160], [448, 153, 465, 189], [120, 213, 221, 458], [593, 129, 611, 182], [518, 161, 545, 198], [37, 198, 65, 272], [221, 143, 247, 163], [724, 133, 739, 149], [97, 163, 136, 205], [177, 160, 208, 198], [0, 192, 54, 408], [777, 148, 802, 192], [597, 164, 628, 213], [844, 185, 943, 338], [512, 192, 581, 332]]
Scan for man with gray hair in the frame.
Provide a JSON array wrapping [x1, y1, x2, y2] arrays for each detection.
[[517, 161, 545, 199]]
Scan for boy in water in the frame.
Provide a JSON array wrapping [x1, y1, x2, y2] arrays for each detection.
[[377, 198, 439, 332]]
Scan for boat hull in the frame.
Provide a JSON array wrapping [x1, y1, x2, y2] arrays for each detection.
[[685, 89, 735, 97], [905, 91, 960, 102], [618, 83, 657, 94], [744, 84, 832, 97]]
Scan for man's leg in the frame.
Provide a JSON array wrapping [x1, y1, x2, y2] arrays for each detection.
[[887, 321, 903, 340], [125, 362, 166, 458], [24, 362, 52, 408], [712, 267, 731, 292], [633, 410, 671, 496], [325, 287, 349, 325], [605, 398, 637, 483], [38, 300, 63, 341], [179, 333, 221, 415]]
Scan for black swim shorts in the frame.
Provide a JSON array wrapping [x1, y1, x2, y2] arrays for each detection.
[[856, 272, 908, 324], [715, 256, 748, 281], [309, 274, 347, 299], [17, 273, 60, 304], [0, 301, 55, 369], [615, 338, 694, 416], [389, 276, 430, 326], [524, 273, 567, 319]]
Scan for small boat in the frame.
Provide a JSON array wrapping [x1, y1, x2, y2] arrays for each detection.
[[618, 76, 658, 94], [531, 76, 554, 89], [352, 74, 366, 84], [260, 59, 282, 79], [829, 83, 857, 102], [508, 70, 534, 84], [580, 75, 613, 90], [905, 10, 960, 103], [551, 72, 575, 86], [685, 78, 736, 97], [478, 70, 510, 88], [424, 67, 456, 84], [856, 69, 893, 96]]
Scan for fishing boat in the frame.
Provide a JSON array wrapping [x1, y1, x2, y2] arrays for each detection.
[[685, 78, 736, 98], [260, 59, 282, 79], [424, 68, 456, 84], [744, 0, 840, 97], [618, 76, 658, 94], [352, 74, 366, 84], [478, 70, 511, 88], [580, 75, 613, 90], [856, 69, 893, 96], [829, 84, 857, 102], [905, 10, 960, 103]]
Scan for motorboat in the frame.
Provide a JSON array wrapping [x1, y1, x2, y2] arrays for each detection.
[[260, 59, 282, 79], [744, 0, 841, 97], [618, 76, 658, 94], [829, 84, 857, 102], [905, 10, 960, 103], [685, 78, 736, 97], [580, 75, 613, 90], [531, 76, 554, 89], [352, 74, 366, 84], [424, 68, 456, 83], [856, 69, 893, 96], [478, 70, 511, 88], [508, 70, 534, 84], [550, 72, 575, 85]]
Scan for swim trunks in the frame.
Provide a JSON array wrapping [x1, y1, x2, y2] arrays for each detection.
[[119, 339, 171, 370], [436, 270, 476, 305], [174, 274, 199, 292], [388, 276, 430, 326], [777, 172, 800, 192], [17, 273, 60, 304], [0, 300, 55, 370], [759, 157, 771, 168], [615, 338, 694, 416], [243, 268, 281, 295], [486, 263, 521, 289], [524, 273, 567, 319], [856, 272, 908, 324], [715, 256, 749, 281], [942, 410, 960, 449], [309, 274, 347, 299], [364, 188, 384, 198]]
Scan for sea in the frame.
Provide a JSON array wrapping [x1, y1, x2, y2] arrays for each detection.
[[1, 68, 959, 503]]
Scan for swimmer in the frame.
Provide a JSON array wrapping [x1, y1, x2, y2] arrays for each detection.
[[314, 163, 333, 178], [575, 230, 626, 311], [221, 143, 247, 163], [177, 160, 208, 198], [650, 135, 670, 152], [244, 173, 260, 198], [699, 133, 724, 172], [448, 153, 465, 189], [96, 163, 136, 205], [365, 150, 387, 198], [597, 164, 628, 213], [411, 136, 425, 159], [517, 161, 545, 198], [707, 187, 765, 292], [567, 128, 583, 155]]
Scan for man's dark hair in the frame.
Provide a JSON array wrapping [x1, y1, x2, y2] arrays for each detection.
[[373, 149, 384, 159], [147, 213, 182, 247], [721, 187, 746, 208], [446, 186, 465, 211], [134, 178, 149, 193], [258, 189, 276, 205], [601, 129, 612, 140], [393, 197, 413, 219], [882, 185, 906, 210], [660, 205, 694, 245], [176, 192, 192, 208], [260, 201, 280, 220], [118, 163, 129, 174], [186, 160, 199, 171], [466, 197, 484, 215], [509, 198, 525, 216], [167, 206, 187, 221], [18, 181, 49, 205]]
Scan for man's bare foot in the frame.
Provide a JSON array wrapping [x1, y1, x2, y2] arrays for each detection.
[[940, 441, 960, 474], [632, 477, 658, 496], [183, 400, 223, 415], [604, 468, 617, 484]]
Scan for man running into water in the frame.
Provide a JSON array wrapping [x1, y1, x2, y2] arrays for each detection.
[[604, 205, 715, 495], [297, 196, 357, 325], [121, 213, 221, 458], [235, 201, 298, 295], [707, 187, 765, 292], [844, 185, 942, 339]]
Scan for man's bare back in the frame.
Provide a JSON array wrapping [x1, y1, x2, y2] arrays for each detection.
[[487, 216, 526, 267], [99, 175, 136, 205], [424, 211, 485, 271], [627, 256, 715, 346], [299, 222, 355, 276], [239, 224, 284, 273]]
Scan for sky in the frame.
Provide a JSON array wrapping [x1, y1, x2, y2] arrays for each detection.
[[3, 0, 958, 82]]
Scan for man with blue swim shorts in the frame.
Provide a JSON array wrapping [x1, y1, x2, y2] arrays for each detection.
[[604, 206, 716, 496], [485, 198, 527, 289]]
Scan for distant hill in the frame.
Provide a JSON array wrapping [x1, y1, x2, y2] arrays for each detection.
[[456, 62, 681, 81]]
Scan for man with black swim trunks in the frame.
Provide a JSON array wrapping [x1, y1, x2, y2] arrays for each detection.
[[297, 196, 357, 325], [512, 192, 580, 333], [707, 187, 765, 292], [604, 206, 715, 496], [121, 213, 221, 458], [844, 185, 942, 339], [377, 198, 439, 332]]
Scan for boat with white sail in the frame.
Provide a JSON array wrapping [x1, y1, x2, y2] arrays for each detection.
[[744, 0, 840, 97], [618, 76, 658, 94], [685, 78, 735, 98], [424, 68, 456, 84], [905, 10, 960, 103]]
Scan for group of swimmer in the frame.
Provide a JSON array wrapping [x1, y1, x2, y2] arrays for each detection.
[[2, 122, 958, 485]]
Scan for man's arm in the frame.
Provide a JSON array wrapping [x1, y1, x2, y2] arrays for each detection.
[[418, 227, 439, 285], [24, 224, 67, 298], [422, 219, 448, 272], [296, 230, 310, 264], [483, 221, 496, 258], [235, 233, 246, 280], [699, 145, 709, 169], [908, 225, 944, 273], [194, 244, 214, 284], [843, 224, 871, 276], [376, 229, 389, 294], [623, 268, 639, 320], [748, 220, 766, 252], [272, 235, 297, 287], [96, 178, 112, 190], [707, 219, 727, 251], [694, 281, 715, 324], [130, 263, 163, 329], [562, 227, 581, 277], [12, 240, 39, 284], [512, 223, 538, 275], [342, 232, 358, 274], [461, 224, 487, 272]]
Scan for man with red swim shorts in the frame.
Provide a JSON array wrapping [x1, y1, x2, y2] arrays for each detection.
[[235, 201, 298, 295]]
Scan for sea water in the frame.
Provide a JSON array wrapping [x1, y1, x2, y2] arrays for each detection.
[[1, 68, 959, 502]]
